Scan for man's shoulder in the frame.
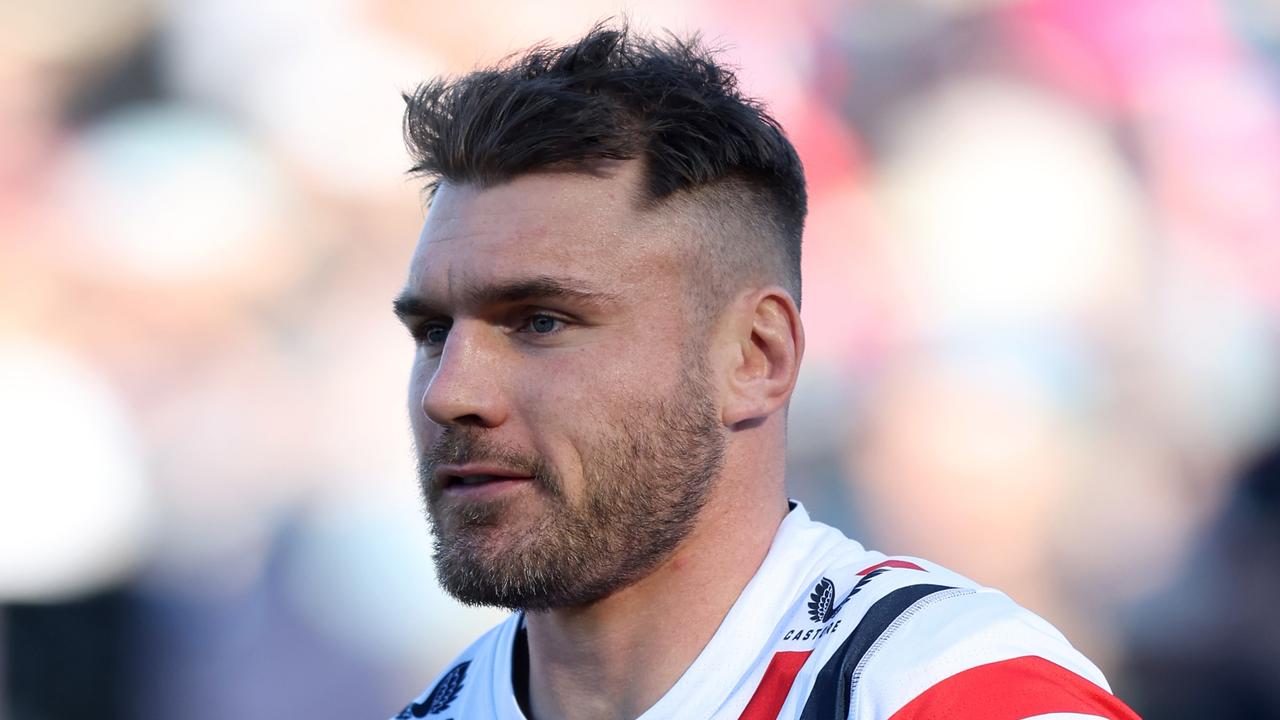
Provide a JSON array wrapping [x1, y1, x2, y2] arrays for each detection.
[[775, 546, 1137, 719], [389, 613, 518, 720]]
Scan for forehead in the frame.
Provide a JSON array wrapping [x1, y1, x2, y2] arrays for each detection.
[[405, 165, 682, 301]]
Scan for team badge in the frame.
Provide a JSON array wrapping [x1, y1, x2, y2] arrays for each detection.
[[807, 577, 836, 622], [397, 660, 470, 718], [806, 568, 899, 625]]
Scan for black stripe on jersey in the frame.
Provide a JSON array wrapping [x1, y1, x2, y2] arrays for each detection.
[[799, 583, 955, 720]]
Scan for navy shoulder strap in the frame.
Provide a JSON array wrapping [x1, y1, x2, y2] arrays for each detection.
[[799, 584, 955, 720]]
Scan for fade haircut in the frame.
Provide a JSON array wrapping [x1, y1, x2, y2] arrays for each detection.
[[402, 22, 807, 310]]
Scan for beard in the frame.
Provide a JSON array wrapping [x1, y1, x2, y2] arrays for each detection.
[[417, 362, 725, 611]]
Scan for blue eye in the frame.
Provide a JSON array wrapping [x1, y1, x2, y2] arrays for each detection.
[[528, 315, 559, 334], [420, 324, 449, 346]]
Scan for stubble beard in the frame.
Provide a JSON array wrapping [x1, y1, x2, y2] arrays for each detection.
[[418, 363, 726, 611]]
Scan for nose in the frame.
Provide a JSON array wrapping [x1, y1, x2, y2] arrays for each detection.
[[419, 322, 508, 429]]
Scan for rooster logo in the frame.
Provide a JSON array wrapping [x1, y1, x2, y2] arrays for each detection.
[[806, 568, 896, 625], [398, 660, 470, 718], [807, 577, 836, 622]]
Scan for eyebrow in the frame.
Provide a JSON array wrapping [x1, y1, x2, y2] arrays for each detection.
[[392, 276, 623, 320]]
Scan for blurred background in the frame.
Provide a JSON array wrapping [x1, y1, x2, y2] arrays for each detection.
[[1, 0, 1278, 717]]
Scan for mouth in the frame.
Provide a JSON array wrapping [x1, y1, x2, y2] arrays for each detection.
[[446, 473, 532, 487], [435, 465, 536, 495]]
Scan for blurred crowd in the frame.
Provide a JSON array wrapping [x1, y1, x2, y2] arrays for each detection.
[[1, 0, 1277, 717]]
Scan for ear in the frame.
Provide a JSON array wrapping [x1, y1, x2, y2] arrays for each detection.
[[720, 287, 805, 428]]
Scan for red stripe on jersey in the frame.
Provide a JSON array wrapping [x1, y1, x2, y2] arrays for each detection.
[[887, 655, 1141, 720], [738, 650, 813, 720], [857, 559, 925, 575]]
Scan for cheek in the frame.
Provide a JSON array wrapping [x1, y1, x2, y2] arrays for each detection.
[[538, 348, 625, 403], [508, 356, 618, 467], [515, 345, 672, 424]]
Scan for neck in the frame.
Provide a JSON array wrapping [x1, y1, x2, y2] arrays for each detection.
[[521, 458, 788, 720]]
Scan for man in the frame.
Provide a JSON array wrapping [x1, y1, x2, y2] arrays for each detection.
[[390, 23, 1139, 720]]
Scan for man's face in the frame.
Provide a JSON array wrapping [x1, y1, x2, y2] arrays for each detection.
[[396, 164, 726, 610]]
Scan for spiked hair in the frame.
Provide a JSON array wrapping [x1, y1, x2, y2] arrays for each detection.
[[403, 22, 807, 305]]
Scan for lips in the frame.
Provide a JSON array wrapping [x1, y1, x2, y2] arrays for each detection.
[[448, 473, 531, 487], [435, 464, 534, 491], [451, 474, 510, 486]]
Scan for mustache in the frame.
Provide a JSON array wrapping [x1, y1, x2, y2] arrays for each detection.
[[417, 428, 560, 497]]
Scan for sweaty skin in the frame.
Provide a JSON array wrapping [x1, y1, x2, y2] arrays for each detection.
[[398, 160, 805, 720]]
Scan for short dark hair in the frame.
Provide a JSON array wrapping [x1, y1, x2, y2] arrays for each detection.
[[402, 22, 807, 306]]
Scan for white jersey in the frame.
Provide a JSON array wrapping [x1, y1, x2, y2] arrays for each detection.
[[394, 503, 1139, 719]]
